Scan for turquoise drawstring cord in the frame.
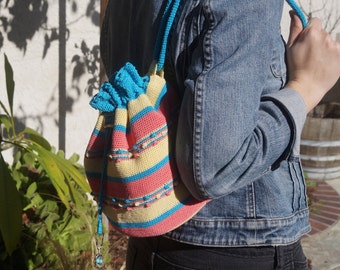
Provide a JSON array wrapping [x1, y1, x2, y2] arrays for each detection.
[[286, 0, 308, 28], [154, 0, 181, 72]]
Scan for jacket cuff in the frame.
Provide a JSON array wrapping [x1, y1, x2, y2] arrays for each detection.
[[262, 88, 307, 160]]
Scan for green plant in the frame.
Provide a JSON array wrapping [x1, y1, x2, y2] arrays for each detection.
[[0, 54, 110, 269]]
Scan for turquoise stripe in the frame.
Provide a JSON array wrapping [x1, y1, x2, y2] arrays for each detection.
[[154, 84, 167, 110], [108, 196, 193, 229], [114, 124, 126, 132], [133, 125, 167, 150], [92, 129, 102, 136], [130, 106, 155, 125]]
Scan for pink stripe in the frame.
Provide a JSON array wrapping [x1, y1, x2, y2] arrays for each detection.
[[112, 130, 130, 149], [87, 134, 105, 150], [88, 161, 175, 198], [130, 111, 167, 141]]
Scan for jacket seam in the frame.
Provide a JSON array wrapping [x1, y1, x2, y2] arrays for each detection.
[[193, 0, 215, 199]]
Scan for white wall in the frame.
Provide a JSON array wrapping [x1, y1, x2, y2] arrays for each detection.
[[0, 1, 100, 159]]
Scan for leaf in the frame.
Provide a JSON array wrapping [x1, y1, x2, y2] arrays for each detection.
[[0, 153, 22, 255], [4, 54, 15, 118], [23, 193, 44, 211], [68, 153, 80, 164], [28, 144, 70, 209], [45, 213, 60, 232], [23, 127, 51, 150], [0, 114, 11, 131], [26, 182, 38, 199], [22, 151, 36, 168], [0, 101, 10, 118], [54, 155, 90, 193]]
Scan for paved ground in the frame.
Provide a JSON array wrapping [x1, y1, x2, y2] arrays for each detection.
[[302, 179, 340, 270]]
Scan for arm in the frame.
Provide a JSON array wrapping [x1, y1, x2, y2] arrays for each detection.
[[176, 7, 340, 201]]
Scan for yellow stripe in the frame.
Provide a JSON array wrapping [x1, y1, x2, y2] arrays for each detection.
[[94, 114, 105, 131], [146, 74, 166, 106], [112, 108, 127, 128]]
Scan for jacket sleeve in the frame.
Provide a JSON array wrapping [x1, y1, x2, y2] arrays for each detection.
[[174, 1, 307, 200]]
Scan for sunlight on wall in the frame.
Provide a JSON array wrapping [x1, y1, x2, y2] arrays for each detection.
[[0, 1, 100, 158]]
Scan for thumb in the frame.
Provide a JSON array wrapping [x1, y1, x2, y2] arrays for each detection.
[[287, 10, 304, 47]]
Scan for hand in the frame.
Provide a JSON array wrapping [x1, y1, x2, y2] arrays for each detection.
[[285, 11, 340, 112]]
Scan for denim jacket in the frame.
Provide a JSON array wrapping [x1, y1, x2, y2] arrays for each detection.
[[100, 0, 310, 246]]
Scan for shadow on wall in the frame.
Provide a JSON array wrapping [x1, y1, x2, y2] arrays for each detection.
[[0, 0, 100, 151]]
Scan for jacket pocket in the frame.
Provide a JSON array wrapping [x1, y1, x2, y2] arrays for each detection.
[[288, 156, 308, 212], [263, 35, 287, 94]]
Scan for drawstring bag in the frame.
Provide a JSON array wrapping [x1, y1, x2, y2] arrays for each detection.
[[84, 0, 208, 242]]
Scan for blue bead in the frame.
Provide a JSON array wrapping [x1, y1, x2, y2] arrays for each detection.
[[95, 254, 104, 266]]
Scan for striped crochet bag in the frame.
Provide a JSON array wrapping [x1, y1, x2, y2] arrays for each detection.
[[84, 0, 208, 244]]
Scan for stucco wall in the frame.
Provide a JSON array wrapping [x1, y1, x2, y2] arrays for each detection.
[[0, 1, 100, 159], [0, 0, 339, 161]]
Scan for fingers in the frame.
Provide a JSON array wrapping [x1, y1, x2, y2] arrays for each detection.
[[287, 11, 324, 47], [287, 10, 303, 47]]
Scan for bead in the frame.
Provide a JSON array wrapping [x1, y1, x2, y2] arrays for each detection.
[[95, 254, 104, 269]]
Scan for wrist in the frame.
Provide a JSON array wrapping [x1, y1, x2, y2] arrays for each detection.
[[285, 80, 323, 112]]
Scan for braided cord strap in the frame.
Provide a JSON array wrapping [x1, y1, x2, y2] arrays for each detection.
[[154, 0, 181, 72], [286, 0, 308, 28]]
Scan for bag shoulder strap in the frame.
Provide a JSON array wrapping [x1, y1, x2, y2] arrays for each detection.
[[153, 0, 181, 72], [286, 0, 308, 28]]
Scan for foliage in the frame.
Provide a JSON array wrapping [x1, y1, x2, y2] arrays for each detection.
[[0, 54, 110, 269]]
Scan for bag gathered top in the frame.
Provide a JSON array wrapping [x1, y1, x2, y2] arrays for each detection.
[[84, 0, 306, 268]]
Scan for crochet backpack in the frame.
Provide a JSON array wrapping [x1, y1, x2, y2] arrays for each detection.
[[84, 0, 208, 240]]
